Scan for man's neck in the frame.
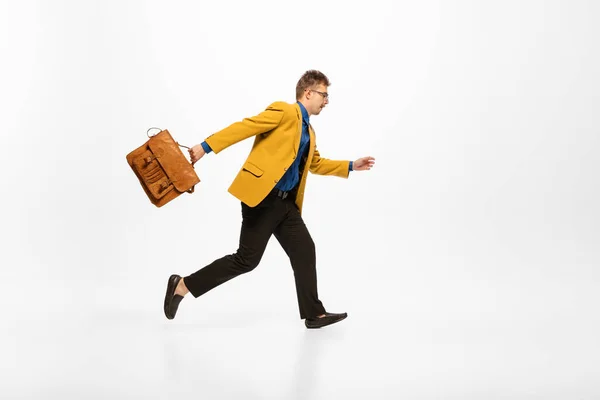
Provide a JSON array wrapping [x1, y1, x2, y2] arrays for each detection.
[[298, 100, 312, 116]]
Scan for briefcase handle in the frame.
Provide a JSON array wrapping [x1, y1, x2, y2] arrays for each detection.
[[147, 127, 161, 138]]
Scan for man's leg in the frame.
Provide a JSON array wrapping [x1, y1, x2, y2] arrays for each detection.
[[181, 199, 282, 298], [273, 201, 326, 320]]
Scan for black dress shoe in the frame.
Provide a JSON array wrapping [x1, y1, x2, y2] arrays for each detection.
[[164, 274, 183, 320], [305, 312, 348, 329]]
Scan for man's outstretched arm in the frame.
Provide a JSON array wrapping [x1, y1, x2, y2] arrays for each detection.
[[189, 102, 285, 163]]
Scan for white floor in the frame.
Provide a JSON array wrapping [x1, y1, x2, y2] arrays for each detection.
[[5, 272, 600, 400]]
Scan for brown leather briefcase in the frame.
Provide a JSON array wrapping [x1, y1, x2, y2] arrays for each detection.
[[126, 128, 200, 207]]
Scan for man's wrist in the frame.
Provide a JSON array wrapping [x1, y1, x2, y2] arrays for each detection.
[[201, 141, 212, 154]]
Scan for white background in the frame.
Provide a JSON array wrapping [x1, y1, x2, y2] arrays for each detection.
[[2, 0, 599, 398]]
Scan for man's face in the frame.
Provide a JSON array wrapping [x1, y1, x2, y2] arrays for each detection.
[[305, 83, 329, 116]]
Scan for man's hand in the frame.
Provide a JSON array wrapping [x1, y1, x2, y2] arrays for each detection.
[[353, 156, 375, 171], [189, 144, 206, 165]]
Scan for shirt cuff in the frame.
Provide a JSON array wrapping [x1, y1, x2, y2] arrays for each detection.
[[349, 161, 353, 172], [201, 141, 212, 154]]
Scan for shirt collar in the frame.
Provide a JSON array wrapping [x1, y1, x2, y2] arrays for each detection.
[[297, 101, 310, 126]]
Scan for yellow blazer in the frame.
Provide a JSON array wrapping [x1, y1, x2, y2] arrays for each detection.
[[204, 101, 350, 214]]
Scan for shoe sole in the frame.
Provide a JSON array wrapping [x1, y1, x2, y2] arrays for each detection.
[[164, 274, 181, 320], [305, 314, 348, 329]]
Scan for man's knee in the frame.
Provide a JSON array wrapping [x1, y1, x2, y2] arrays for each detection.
[[230, 251, 262, 273]]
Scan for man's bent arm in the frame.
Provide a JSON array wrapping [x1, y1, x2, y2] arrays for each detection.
[[309, 147, 351, 178]]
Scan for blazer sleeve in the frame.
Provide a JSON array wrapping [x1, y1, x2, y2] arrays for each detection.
[[204, 102, 285, 154], [309, 147, 350, 178]]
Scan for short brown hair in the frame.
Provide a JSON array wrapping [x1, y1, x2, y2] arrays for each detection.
[[296, 70, 330, 100]]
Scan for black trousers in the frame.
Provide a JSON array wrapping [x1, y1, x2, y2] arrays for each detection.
[[183, 187, 326, 319]]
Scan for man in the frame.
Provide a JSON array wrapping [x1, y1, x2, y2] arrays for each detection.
[[164, 70, 375, 329]]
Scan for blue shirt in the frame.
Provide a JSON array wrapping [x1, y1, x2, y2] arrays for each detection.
[[274, 101, 311, 191], [200, 102, 353, 190]]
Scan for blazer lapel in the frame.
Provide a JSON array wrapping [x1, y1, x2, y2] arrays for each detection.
[[307, 124, 315, 162], [293, 103, 302, 156]]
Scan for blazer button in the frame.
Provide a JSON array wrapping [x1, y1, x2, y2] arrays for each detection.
[[284, 167, 287, 171], [274, 179, 278, 183]]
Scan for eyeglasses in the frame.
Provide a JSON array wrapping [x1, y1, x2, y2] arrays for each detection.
[[309, 89, 329, 99]]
